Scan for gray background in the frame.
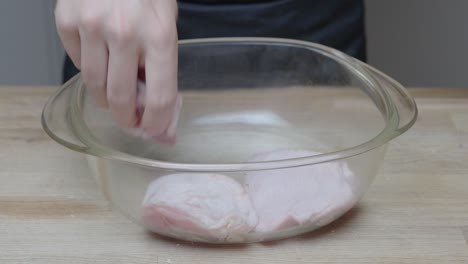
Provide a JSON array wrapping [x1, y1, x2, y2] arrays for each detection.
[[0, 0, 467, 87]]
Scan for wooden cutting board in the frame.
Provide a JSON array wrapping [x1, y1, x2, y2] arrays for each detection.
[[0, 86, 467, 264]]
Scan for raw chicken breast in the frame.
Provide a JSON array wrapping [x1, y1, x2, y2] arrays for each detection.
[[142, 173, 257, 242], [245, 149, 357, 233], [125, 81, 182, 144]]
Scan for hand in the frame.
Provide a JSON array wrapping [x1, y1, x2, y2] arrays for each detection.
[[126, 81, 182, 143], [55, 0, 179, 139]]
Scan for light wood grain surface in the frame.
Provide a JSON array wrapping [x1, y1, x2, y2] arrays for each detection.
[[0, 86, 467, 264]]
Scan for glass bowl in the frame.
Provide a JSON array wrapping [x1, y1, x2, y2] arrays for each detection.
[[42, 37, 417, 244]]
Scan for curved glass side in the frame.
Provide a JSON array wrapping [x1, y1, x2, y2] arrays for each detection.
[[41, 74, 88, 151], [362, 64, 418, 135]]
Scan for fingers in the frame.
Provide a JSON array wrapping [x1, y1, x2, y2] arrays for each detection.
[[153, 95, 183, 144], [138, 0, 178, 136], [141, 42, 178, 136], [135, 81, 181, 144], [54, 0, 181, 142], [80, 31, 109, 108], [106, 41, 139, 128], [165, 95, 183, 138], [55, 1, 81, 68]]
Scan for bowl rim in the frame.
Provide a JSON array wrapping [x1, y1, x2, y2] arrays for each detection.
[[42, 37, 418, 172]]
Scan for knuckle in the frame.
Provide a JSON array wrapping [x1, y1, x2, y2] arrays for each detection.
[[55, 14, 76, 32], [107, 17, 137, 48], [54, 3, 72, 28], [79, 14, 103, 35], [146, 24, 176, 49], [109, 26, 136, 49]]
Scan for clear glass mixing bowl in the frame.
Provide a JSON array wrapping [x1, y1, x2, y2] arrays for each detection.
[[42, 38, 417, 244]]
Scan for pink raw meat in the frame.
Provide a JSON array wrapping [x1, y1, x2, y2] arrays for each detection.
[[245, 149, 357, 233], [142, 173, 257, 242], [125, 81, 182, 144]]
